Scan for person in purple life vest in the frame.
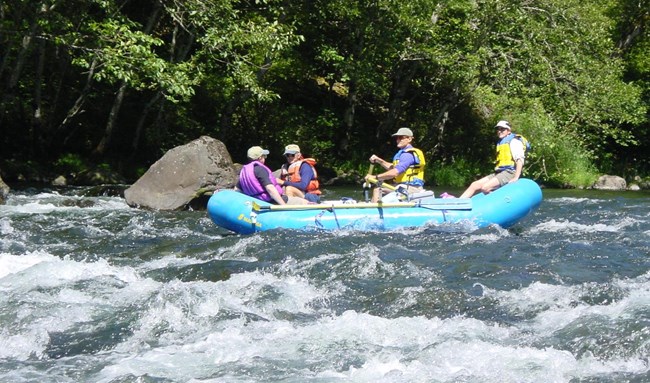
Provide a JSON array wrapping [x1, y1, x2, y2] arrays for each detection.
[[235, 146, 308, 205]]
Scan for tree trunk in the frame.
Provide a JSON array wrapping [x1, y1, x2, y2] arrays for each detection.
[[378, 60, 418, 139], [60, 59, 97, 146], [220, 59, 271, 135], [131, 92, 162, 153], [339, 80, 357, 155], [93, 82, 127, 155], [131, 19, 194, 155], [428, 86, 461, 161], [0, 1, 58, 135], [616, 4, 648, 51], [94, 2, 162, 156], [0, 2, 47, 121], [31, 38, 46, 157]]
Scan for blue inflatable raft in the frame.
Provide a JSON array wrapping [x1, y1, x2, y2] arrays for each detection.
[[207, 178, 542, 234]]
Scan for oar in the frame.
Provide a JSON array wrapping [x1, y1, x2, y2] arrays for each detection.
[[362, 164, 375, 202], [364, 175, 397, 191], [251, 198, 472, 211]]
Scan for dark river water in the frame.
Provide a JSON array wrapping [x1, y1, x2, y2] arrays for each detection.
[[0, 185, 649, 382]]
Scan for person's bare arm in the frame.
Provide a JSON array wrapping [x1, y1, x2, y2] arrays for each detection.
[[510, 158, 524, 183], [369, 154, 393, 170], [265, 184, 286, 204]]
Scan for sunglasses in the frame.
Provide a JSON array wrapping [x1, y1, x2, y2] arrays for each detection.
[[285, 153, 296, 157], [496, 128, 509, 132]]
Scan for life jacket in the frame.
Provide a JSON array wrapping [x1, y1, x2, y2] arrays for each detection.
[[392, 146, 426, 186], [238, 161, 283, 202], [281, 158, 321, 195], [495, 133, 530, 171]]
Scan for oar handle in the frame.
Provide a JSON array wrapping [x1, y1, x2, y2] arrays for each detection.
[[365, 176, 397, 191], [362, 164, 375, 189]]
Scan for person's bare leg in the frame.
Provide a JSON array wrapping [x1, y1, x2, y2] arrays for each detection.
[[286, 196, 309, 204], [459, 176, 491, 199], [285, 186, 305, 198], [371, 187, 381, 203], [478, 177, 501, 195]]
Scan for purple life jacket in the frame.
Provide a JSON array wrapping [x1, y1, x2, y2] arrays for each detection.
[[238, 161, 283, 202]]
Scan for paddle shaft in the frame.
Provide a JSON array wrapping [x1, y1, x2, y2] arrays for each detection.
[[253, 199, 472, 211], [365, 175, 397, 191]]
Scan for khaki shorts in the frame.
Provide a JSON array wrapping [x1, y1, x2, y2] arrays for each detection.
[[380, 184, 423, 195], [488, 169, 515, 186], [399, 184, 424, 195]]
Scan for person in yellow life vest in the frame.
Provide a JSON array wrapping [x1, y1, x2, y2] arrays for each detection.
[[276, 144, 322, 203], [364, 127, 426, 202], [459, 120, 527, 199]]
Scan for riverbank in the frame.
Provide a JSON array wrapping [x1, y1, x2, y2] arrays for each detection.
[[2, 155, 649, 209]]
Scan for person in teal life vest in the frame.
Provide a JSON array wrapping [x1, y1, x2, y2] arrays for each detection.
[[236, 146, 308, 205], [459, 120, 528, 199], [364, 127, 426, 202], [276, 144, 322, 203]]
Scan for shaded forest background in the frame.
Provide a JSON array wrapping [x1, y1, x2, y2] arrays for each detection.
[[1, 0, 648, 188]]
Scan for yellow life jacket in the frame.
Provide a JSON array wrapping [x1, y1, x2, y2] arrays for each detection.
[[495, 133, 529, 171], [392, 147, 426, 185]]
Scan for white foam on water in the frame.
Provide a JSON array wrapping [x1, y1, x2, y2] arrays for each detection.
[[462, 227, 510, 244], [136, 254, 221, 273], [481, 281, 576, 317], [93, 308, 627, 383], [1, 192, 130, 217], [529, 218, 634, 234], [547, 197, 604, 205], [2, 261, 633, 382], [0, 217, 14, 235], [94, 269, 332, 381], [90, 197, 131, 211], [478, 275, 650, 379], [484, 276, 650, 330], [277, 251, 346, 276], [0, 200, 60, 214], [0, 251, 54, 279], [0, 252, 159, 361], [222, 234, 267, 259], [345, 339, 578, 382]]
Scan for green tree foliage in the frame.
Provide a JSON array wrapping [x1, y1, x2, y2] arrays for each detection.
[[0, 0, 301, 167], [422, 0, 645, 185], [606, 0, 650, 175], [0, 0, 647, 186]]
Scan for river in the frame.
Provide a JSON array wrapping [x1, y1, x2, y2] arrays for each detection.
[[1, 185, 649, 382]]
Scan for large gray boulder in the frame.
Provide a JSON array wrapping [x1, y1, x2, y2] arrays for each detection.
[[124, 136, 237, 210], [0, 173, 9, 205], [591, 175, 626, 191]]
